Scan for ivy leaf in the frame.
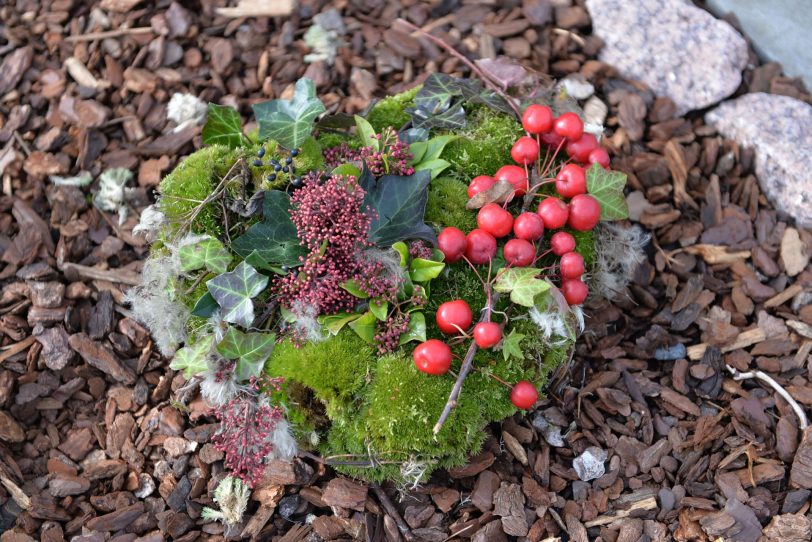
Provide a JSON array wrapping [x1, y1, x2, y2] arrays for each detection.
[[362, 169, 436, 247], [414, 73, 460, 112], [354, 115, 379, 151], [341, 279, 369, 299], [398, 312, 426, 345], [202, 104, 245, 148], [409, 258, 445, 283], [370, 299, 389, 321], [252, 78, 326, 150], [499, 329, 525, 362], [191, 292, 218, 318], [207, 262, 268, 328], [216, 327, 276, 381], [319, 312, 362, 335], [348, 311, 377, 344], [179, 237, 232, 274], [170, 336, 213, 378], [586, 164, 629, 221], [391, 242, 409, 267], [410, 103, 466, 130], [232, 191, 306, 266], [493, 268, 551, 307], [457, 79, 514, 114]]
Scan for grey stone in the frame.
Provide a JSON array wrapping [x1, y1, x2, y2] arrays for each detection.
[[705, 93, 812, 228], [585, 0, 748, 115]]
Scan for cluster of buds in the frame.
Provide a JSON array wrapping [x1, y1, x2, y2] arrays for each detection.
[[323, 126, 415, 177]]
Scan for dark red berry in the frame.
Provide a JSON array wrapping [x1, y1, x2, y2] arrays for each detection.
[[553, 112, 584, 140], [537, 197, 569, 229], [438, 227, 468, 263], [567, 194, 601, 231], [468, 175, 496, 198], [550, 231, 576, 256], [465, 229, 497, 264], [555, 164, 587, 199], [504, 238, 535, 267], [566, 133, 599, 163], [494, 165, 528, 197], [559, 251, 585, 279], [510, 380, 538, 409], [521, 105, 553, 134]]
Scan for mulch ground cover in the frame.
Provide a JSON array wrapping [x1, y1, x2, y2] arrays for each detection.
[[1, 0, 811, 540]]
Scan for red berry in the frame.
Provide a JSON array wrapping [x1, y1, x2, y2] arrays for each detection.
[[436, 300, 473, 335], [438, 227, 468, 263], [587, 148, 610, 168], [521, 104, 553, 134], [513, 212, 544, 241], [510, 380, 538, 409], [561, 279, 588, 305], [477, 203, 514, 238], [553, 112, 584, 140], [494, 165, 528, 197], [555, 164, 587, 199], [537, 197, 569, 229], [550, 231, 576, 256], [468, 175, 496, 198], [413, 340, 452, 375], [465, 229, 497, 264], [511, 136, 540, 165], [540, 131, 565, 149], [473, 322, 502, 349], [504, 238, 535, 267], [566, 133, 599, 163], [567, 194, 601, 231], [559, 251, 585, 279]]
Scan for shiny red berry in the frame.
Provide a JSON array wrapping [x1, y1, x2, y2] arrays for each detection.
[[473, 322, 502, 348], [553, 112, 584, 140], [537, 197, 569, 229], [521, 104, 553, 134], [567, 194, 601, 231], [438, 227, 468, 263], [510, 380, 538, 409], [555, 164, 587, 199], [561, 278, 588, 305], [504, 238, 535, 267], [465, 229, 497, 264], [513, 212, 544, 241], [587, 148, 610, 168], [436, 300, 473, 335], [559, 251, 585, 279], [511, 136, 540, 165], [477, 203, 514, 238], [566, 133, 599, 163], [550, 231, 576, 256], [494, 165, 528, 197], [468, 175, 496, 198], [540, 131, 565, 149], [413, 340, 452, 375]]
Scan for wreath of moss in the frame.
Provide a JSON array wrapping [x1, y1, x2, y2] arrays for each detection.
[[149, 85, 605, 485]]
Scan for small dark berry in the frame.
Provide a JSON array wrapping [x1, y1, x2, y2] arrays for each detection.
[[282, 166, 289, 173], [285, 157, 293, 165], [252, 159, 262, 167], [290, 149, 299, 157], [291, 177, 303, 188], [280, 265, 290, 273], [274, 164, 282, 172], [257, 147, 266, 158], [267, 174, 277, 182]]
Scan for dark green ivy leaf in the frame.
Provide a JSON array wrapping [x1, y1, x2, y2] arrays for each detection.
[[216, 327, 276, 381], [361, 168, 436, 247], [191, 292, 218, 318], [232, 191, 306, 266], [253, 78, 326, 150], [202, 103, 246, 148], [206, 262, 268, 328]]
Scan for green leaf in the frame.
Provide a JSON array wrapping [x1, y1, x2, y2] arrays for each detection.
[[348, 311, 377, 344], [207, 262, 269, 328], [391, 242, 409, 267], [252, 78, 326, 150], [319, 312, 362, 335], [370, 299, 389, 321], [354, 115, 379, 151], [191, 292, 218, 318], [202, 104, 245, 148], [179, 237, 232, 274], [411, 103, 466, 130], [493, 268, 551, 307], [332, 163, 362, 177], [341, 279, 369, 299], [409, 258, 445, 283], [423, 135, 458, 162], [232, 191, 306, 266], [413, 158, 450, 180], [399, 312, 426, 345], [499, 329, 525, 362], [586, 164, 629, 221], [408, 141, 428, 164], [170, 336, 213, 378], [361, 169, 436, 247], [414, 73, 460, 113], [216, 327, 276, 381]]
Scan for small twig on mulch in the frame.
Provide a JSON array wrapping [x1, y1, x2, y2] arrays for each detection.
[[371, 483, 416, 542], [726, 364, 809, 429]]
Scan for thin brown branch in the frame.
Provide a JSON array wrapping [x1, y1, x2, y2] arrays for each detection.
[[65, 27, 153, 42], [371, 484, 416, 542]]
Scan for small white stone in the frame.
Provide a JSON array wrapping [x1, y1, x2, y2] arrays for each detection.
[[573, 446, 607, 481]]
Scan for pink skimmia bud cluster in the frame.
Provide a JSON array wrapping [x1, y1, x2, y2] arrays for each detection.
[[323, 126, 415, 176]]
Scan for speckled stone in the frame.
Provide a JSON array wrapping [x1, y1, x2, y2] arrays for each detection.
[[706, 93, 812, 228], [585, 0, 748, 115]]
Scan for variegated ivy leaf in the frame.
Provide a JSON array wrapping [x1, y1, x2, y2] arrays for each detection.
[[207, 262, 268, 328], [201, 103, 246, 148], [170, 336, 213, 378], [585, 164, 629, 220], [499, 329, 525, 362], [216, 327, 276, 381], [179, 237, 232, 274], [252, 78, 326, 150], [493, 268, 550, 307]]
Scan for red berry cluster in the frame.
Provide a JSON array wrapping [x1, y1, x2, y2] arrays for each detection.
[[411, 105, 611, 411]]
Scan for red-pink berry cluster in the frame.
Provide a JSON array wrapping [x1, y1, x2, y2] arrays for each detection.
[[323, 126, 415, 176], [211, 379, 284, 487], [276, 174, 399, 317], [373, 312, 411, 355]]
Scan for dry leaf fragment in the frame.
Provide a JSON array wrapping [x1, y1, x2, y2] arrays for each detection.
[[676, 244, 751, 265], [466, 179, 516, 209], [64, 58, 110, 90], [216, 0, 294, 17]]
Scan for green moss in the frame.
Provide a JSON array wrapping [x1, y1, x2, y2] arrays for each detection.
[[293, 137, 324, 174], [425, 177, 477, 232], [367, 86, 419, 132]]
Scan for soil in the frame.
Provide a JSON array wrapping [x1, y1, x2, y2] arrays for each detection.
[[1, 0, 811, 541]]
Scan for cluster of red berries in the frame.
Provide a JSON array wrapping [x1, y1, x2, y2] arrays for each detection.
[[410, 105, 609, 411]]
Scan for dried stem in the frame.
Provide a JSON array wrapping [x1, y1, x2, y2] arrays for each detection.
[[726, 365, 809, 429], [371, 484, 416, 542]]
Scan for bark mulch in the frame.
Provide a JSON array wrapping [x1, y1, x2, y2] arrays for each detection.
[[1, 0, 811, 541]]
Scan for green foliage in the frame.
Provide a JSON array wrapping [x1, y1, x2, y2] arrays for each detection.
[[206, 262, 268, 328], [216, 327, 276, 381], [253, 78, 326, 150], [179, 237, 232, 274], [366, 86, 419, 132], [361, 169, 436, 246], [294, 137, 325, 174], [425, 176, 477, 232], [231, 191, 306, 267], [493, 268, 551, 307], [586, 164, 629, 220], [202, 104, 246, 148], [170, 335, 213, 377]]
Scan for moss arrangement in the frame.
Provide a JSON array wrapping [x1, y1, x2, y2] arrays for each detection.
[[131, 75, 629, 487]]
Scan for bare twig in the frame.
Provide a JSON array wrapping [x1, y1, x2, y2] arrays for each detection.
[[726, 364, 809, 429], [371, 484, 416, 542], [394, 18, 523, 119], [59, 262, 142, 286], [0, 336, 36, 364], [65, 27, 153, 42]]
